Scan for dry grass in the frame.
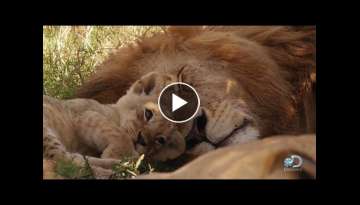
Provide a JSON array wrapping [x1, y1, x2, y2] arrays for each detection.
[[43, 26, 163, 99]]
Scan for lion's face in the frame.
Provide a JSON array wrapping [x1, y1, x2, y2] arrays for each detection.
[[167, 60, 262, 151]]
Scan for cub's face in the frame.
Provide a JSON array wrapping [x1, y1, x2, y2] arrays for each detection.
[[134, 101, 190, 162], [113, 72, 193, 162]]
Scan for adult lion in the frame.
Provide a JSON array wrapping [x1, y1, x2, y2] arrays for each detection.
[[75, 26, 316, 150], [136, 134, 316, 179]]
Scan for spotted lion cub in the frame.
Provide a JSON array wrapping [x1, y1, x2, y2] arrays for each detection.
[[43, 72, 194, 172]]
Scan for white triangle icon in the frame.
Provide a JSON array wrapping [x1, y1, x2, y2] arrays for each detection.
[[172, 93, 188, 112]]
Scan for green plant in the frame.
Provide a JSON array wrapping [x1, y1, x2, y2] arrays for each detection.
[[54, 154, 155, 179], [54, 157, 95, 179]]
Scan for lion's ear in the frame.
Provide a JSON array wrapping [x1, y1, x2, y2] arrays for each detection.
[[130, 72, 158, 95]]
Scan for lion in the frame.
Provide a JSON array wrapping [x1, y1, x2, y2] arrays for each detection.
[[74, 26, 316, 157], [135, 134, 316, 179], [44, 71, 193, 178]]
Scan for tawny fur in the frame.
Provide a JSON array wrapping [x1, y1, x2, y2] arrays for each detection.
[[75, 26, 316, 151], [136, 134, 316, 179], [43, 72, 193, 176], [43, 95, 138, 170]]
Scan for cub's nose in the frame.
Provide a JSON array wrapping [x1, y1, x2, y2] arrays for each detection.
[[136, 132, 146, 146]]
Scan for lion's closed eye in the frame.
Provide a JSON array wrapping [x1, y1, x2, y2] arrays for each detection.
[[203, 100, 259, 146], [234, 118, 250, 130]]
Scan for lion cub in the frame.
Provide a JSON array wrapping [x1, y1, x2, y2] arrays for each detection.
[[43, 72, 193, 170]]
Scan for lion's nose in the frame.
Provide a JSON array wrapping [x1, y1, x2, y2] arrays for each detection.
[[196, 108, 207, 133]]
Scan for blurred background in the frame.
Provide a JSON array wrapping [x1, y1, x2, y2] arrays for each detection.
[[43, 26, 162, 99]]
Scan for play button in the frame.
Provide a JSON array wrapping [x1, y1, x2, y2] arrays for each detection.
[[158, 82, 200, 123], [172, 94, 188, 112]]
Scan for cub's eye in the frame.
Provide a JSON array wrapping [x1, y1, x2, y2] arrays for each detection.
[[155, 136, 166, 145], [144, 108, 153, 122]]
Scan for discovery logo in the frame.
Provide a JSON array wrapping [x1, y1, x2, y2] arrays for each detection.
[[283, 154, 303, 171]]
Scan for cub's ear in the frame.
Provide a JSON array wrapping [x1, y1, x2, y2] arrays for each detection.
[[130, 72, 158, 95]]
